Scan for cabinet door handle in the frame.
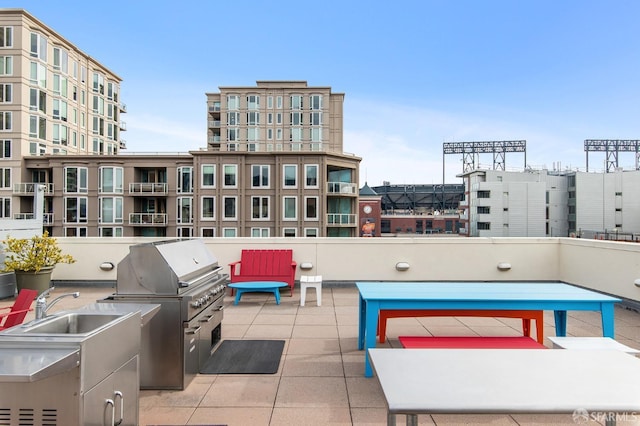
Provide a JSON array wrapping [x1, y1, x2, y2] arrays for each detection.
[[114, 391, 124, 426], [105, 398, 115, 426]]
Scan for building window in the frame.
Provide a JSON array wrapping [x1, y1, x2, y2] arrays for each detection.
[[310, 94, 322, 110], [283, 228, 296, 237], [227, 95, 239, 110], [283, 196, 297, 220], [478, 222, 491, 230], [65, 227, 87, 237], [0, 27, 13, 48], [177, 166, 193, 193], [290, 112, 303, 126], [227, 111, 239, 126], [283, 165, 297, 187], [0, 139, 10, 158], [0, 111, 11, 131], [201, 164, 215, 188], [223, 196, 237, 220], [29, 61, 47, 88], [309, 111, 322, 126], [304, 228, 318, 237], [222, 228, 237, 237], [223, 164, 237, 187], [64, 197, 88, 223], [251, 196, 269, 219], [99, 167, 123, 193], [305, 165, 319, 188], [0, 56, 12, 76], [99, 197, 123, 224], [305, 197, 318, 220], [52, 47, 69, 73], [0, 83, 11, 103], [0, 197, 10, 218], [276, 96, 283, 109], [201, 196, 215, 220], [29, 115, 46, 139], [201, 228, 215, 237], [267, 96, 273, 109], [177, 197, 193, 224], [0, 167, 11, 189], [477, 190, 490, 199], [64, 167, 88, 193], [291, 128, 303, 142], [99, 227, 123, 237], [290, 95, 303, 110], [30, 32, 47, 60], [251, 165, 270, 188], [251, 227, 270, 237], [177, 227, 193, 238], [29, 88, 46, 112], [477, 206, 490, 214], [53, 99, 68, 121], [92, 72, 104, 94], [247, 95, 259, 110]]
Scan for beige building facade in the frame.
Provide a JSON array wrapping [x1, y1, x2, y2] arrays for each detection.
[[1, 8, 361, 238], [0, 9, 126, 224]]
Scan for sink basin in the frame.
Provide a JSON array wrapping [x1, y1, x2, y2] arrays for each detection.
[[20, 313, 123, 335]]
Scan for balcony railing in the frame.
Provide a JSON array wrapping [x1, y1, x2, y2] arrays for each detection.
[[11, 212, 54, 223], [129, 183, 168, 195], [208, 120, 221, 128], [13, 183, 54, 195], [129, 213, 167, 226], [326, 213, 356, 225], [119, 121, 127, 131], [327, 182, 357, 195]]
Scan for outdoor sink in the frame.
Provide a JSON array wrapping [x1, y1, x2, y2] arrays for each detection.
[[19, 313, 123, 335]]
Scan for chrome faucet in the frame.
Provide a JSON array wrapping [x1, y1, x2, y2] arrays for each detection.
[[35, 287, 80, 320]]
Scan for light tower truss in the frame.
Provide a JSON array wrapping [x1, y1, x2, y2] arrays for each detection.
[[584, 139, 640, 172], [442, 140, 527, 179]]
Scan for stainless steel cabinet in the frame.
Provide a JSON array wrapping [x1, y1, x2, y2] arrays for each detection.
[[83, 356, 139, 426]]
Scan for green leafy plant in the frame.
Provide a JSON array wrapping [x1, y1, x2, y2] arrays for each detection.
[[1, 231, 75, 273]]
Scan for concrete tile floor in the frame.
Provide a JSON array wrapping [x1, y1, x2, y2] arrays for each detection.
[[2, 284, 640, 425]]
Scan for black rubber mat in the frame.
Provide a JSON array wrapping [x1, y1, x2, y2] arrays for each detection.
[[200, 339, 285, 374]]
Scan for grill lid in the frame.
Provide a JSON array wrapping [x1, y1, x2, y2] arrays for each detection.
[[116, 239, 222, 295]]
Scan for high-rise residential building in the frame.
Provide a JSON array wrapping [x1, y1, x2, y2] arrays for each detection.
[[0, 9, 126, 223]]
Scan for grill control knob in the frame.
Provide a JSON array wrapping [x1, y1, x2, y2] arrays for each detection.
[[191, 300, 201, 308]]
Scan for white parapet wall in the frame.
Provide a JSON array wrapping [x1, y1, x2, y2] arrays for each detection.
[[53, 236, 640, 304]]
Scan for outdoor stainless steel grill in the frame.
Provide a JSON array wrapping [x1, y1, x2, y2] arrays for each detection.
[[102, 239, 228, 390]]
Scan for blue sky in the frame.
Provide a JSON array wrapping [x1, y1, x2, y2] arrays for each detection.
[[12, 0, 640, 185]]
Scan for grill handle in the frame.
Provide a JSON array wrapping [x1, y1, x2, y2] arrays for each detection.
[[178, 266, 224, 288]]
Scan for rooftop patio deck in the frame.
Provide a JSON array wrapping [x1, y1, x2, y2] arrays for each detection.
[[3, 284, 639, 425]]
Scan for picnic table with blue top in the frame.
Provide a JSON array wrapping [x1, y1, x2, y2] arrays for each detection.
[[357, 281, 621, 377], [229, 281, 289, 305]]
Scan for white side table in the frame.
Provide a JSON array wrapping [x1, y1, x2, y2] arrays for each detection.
[[548, 336, 640, 355], [300, 275, 322, 307]]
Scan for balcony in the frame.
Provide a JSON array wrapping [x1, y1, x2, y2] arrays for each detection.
[[119, 121, 127, 131], [119, 102, 127, 112], [326, 213, 356, 225], [128, 182, 168, 195], [128, 212, 167, 226], [327, 182, 357, 195], [13, 183, 54, 195], [11, 212, 54, 224], [208, 120, 221, 128]]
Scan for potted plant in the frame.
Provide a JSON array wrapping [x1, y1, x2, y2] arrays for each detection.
[[1, 231, 75, 294]]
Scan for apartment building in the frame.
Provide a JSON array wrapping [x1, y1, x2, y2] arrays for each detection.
[[0, 9, 126, 224], [1, 10, 361, 237], [17, 79, 360, 238]]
